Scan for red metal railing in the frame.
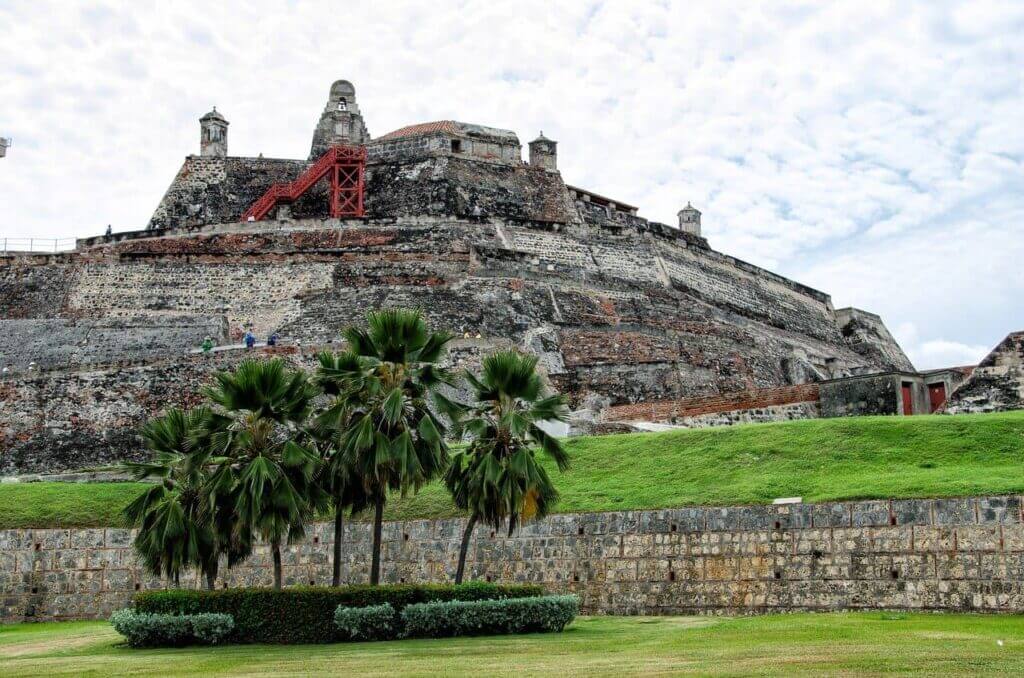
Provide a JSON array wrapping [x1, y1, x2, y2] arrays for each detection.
[[241, 145, 367, 222]]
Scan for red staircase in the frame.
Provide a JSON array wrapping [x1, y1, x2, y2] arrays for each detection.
[[241, 145, 367, 221]]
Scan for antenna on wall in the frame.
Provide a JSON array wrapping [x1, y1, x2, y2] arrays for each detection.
[[0, 138, 10, 158]]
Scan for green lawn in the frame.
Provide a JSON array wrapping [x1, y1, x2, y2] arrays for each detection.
[[2, 613, 1024, 676], [2, 411, 1023, 529]]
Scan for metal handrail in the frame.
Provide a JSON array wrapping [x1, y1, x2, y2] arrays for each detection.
[[0, 237, 78, 254]]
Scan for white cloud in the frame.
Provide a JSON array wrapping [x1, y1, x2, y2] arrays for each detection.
[[0, 0, 1021, 363]]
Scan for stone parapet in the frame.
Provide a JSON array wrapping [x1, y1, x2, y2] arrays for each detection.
[[3, 496, 1023, 622]]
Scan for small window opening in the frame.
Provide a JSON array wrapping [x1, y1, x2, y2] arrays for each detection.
[[572, 573, 580, 582], [31, 587, 38, 594], [134, 583, 141, 591], [812, 549, 823, 559], [34, 543, 41, 552], [337, 98, 347, 112], [490, 530, 496, 539], [890, 516, 897, 526], [668, 571, 676, 582], [774, 521, 781, 530], [403, 533, 409, 542], [451, 139, 462, 153], [485, 575, 492, 583], [399, 577, 405, 583], [774, 570, 782, 580], [313, 536, 319, 544], [309, 580, 315, 586], [223, 582, 228, 589], [891, 569, 899, 580], [670, 524, 678, 533], [578, 526, 585, 536]]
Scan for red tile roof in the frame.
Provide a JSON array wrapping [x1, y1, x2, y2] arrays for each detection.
[[376, 120, 460, 141]]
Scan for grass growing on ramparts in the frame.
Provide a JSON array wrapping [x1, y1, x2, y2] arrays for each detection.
[[2, 411, 1022, 529]]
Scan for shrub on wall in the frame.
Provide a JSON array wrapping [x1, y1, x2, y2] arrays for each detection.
[[133, 582, 544, 644], [401, 594, 579, 639], [110, 610, 234, 648], [334, 603, 397, 641]]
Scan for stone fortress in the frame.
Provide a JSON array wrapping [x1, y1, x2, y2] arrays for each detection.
[[1, 79, 1022, 476]]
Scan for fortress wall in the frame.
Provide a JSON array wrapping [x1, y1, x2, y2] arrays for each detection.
[[0, 260, 74, 318], [4, 496, 1024, 622], [603, 383, 821, 424], [656, 245, 840, 343], [0, 316, 227, 372], [947, 332, 1024, 414], [0, 341, 497, 476], [0, 350, 306, 475]]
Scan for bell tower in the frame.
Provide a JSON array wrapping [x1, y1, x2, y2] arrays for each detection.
[[309, 80, 371, 159]]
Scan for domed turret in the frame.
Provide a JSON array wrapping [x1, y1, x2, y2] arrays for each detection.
[[199, 107, 228, 157], [529, 131, 557, 171], [677, 202, 701, 237]]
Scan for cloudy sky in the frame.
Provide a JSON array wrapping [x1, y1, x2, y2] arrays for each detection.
[[1, 1, 1021, 369]]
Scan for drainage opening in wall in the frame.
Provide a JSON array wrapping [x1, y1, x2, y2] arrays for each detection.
[[573, 573, 580, 582], [774, 570, 782, 580], [774, 521, 781, 530], [670, 524, 677, 533], [890, 516, 897, 526], [309, 580, 315, 586], [891, 569, 900, 580], [578, 526, 585, 536], [812, 549, 824, 559], [31, 587, 38, 594], [34, 543, 41, 552], [313, 536, 319, 544], [486, 575, 492, 582], [134, 583, 140, 591]]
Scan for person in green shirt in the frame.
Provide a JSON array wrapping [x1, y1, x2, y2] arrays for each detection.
[[201, 336, 214, 353]]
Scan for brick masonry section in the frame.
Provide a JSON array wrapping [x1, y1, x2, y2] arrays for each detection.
[[3, 495, 1024, 622], [603, 383, 821, 423]]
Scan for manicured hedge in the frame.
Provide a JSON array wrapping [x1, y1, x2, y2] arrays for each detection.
[[401, 595, 579, 638], [110, 610, 234, 648], [334, 603, 397, 641], [133, 582, 544, 644]]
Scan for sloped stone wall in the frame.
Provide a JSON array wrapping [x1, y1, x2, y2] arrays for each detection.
[[947, 332, 1024, 414], [3, 496, 1023, 622]]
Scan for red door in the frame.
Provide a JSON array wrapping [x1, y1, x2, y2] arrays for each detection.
[[901, 383, 914, 415], [928, 383, 947, 413]]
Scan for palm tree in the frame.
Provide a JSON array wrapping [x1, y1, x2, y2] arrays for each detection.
[[312, 353, 370, 586], [204, 358, 328, 589], [444, 350, 570, 584], [122, 408, 220, 589], [317, 309, 453, 585]]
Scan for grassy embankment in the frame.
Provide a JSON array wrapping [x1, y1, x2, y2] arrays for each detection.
[[2, 613, 1024, 676], [1, 411, 1022, 529]]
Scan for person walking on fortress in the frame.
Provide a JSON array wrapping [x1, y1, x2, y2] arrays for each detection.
[[267, 332, 278, 347], [244, 330, 256, 350], [201, 336, 214, 353]]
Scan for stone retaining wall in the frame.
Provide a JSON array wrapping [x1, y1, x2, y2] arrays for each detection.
[[4, 495, 1024, 622]]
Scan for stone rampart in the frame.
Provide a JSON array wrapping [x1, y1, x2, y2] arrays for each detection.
[[603, 383, 821, 424], [3, 496, 1024, 622]]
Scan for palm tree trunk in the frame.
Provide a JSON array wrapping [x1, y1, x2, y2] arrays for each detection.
[[272, 539, 283, 589], [332, 506, 344, 587], [370, 495, 385, 585], [205, 560, 218, 591], [455, 514, 477, 584]]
